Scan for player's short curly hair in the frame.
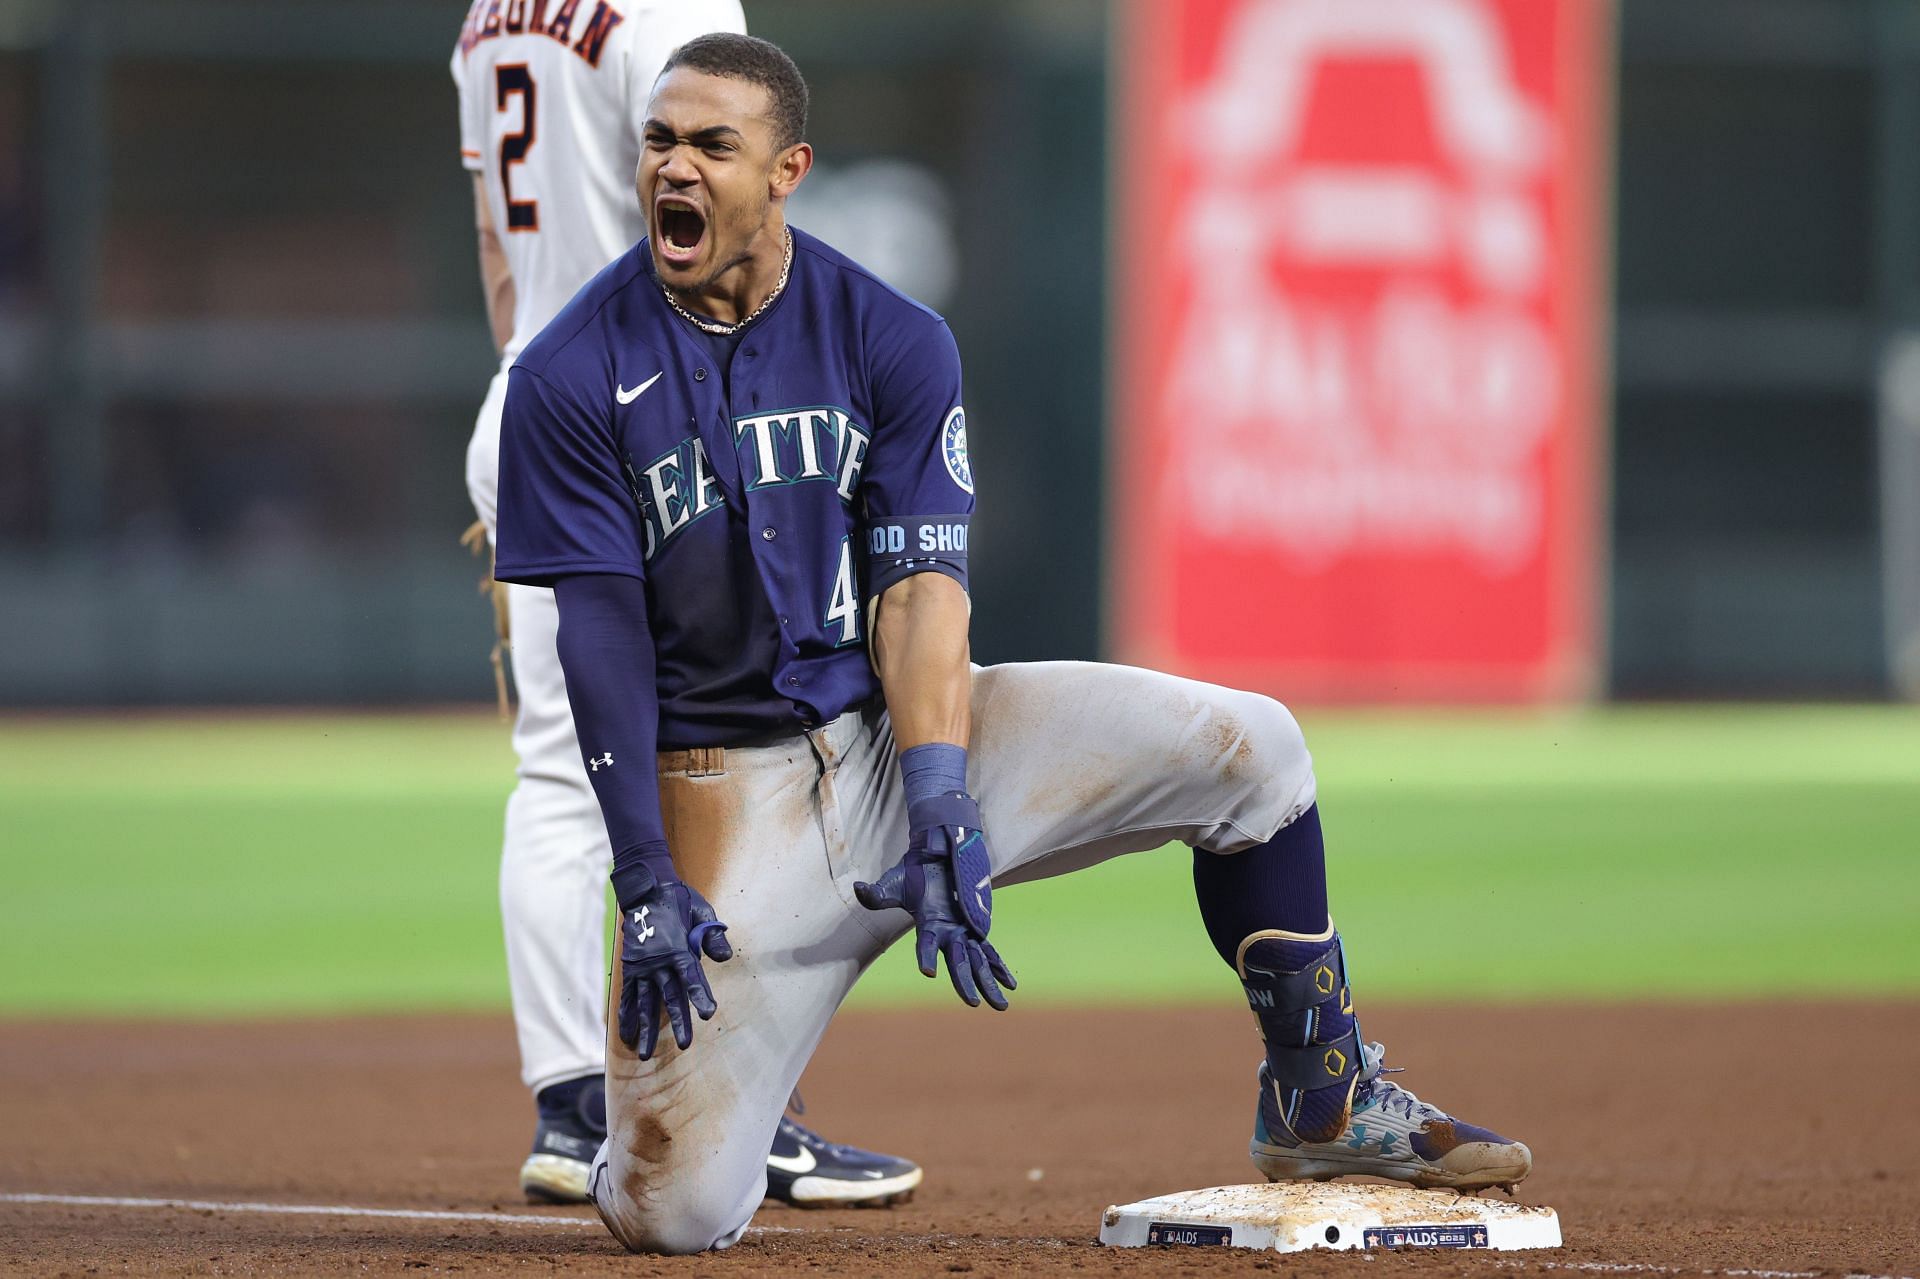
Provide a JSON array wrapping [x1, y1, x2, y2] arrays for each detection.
[[661, 33, 809, 151]]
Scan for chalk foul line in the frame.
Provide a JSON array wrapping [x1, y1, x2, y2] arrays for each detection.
[[1, 1192, 602, 1228], [0, 1192, 814, 1237]]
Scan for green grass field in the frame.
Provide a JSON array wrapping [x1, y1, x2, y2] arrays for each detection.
[[1, 706, 1915, 1017]]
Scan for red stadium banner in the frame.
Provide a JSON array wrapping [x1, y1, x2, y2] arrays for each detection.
[[1110, 0, 1609, 701]]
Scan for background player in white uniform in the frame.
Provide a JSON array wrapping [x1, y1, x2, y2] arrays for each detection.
[[449, 0, 922, 1207]]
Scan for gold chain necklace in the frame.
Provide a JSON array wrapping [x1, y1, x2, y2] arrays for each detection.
[[658, 228, 794, 336]]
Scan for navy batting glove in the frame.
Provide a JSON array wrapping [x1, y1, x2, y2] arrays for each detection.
[[614, 864, 732, 1059], [854, 792, 1015, 1011]]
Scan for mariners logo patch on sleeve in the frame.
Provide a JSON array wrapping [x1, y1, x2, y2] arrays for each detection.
[[942, 406, 974, 494]]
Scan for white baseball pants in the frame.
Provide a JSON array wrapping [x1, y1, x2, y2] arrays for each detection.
[[469, 362, 614, 1095], [588, 662, 1318, 1253]]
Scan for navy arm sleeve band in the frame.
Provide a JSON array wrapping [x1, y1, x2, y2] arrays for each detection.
[[550, 573, 675, 908], [899, 742, 969, 808], [863, 513, 970, 600]]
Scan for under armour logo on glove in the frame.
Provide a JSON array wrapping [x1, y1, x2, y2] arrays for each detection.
[[614, 865, 732, 1059], [589, 753, 614, 771]]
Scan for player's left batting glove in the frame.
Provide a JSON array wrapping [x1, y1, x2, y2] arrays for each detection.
[[614, 863, 732, 1059], [854, 792, 1016, 1010]]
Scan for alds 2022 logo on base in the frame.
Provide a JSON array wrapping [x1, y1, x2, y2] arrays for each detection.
[[943, 406, 973, 494]]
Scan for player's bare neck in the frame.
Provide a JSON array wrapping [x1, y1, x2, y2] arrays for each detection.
[[663, 221, 795, 334]]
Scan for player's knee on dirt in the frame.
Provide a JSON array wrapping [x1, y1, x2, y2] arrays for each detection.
[[598, 1183, 755, 1255], [594, 1147, 761, 1256]]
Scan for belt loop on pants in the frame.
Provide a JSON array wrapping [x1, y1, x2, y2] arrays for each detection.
[[685, 746, 725, 777]]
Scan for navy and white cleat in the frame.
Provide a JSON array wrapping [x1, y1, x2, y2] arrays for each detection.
[[763, 1115, 923, 1208], [1250, 1043, 1533, 1193], [520, 1076, 607, 1204]]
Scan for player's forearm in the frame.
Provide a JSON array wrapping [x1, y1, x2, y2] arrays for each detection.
[[478, 233, 517, 354], [471, 173, 517, 354], [550, 572, 674, 905], [873, 572, 971, 751]]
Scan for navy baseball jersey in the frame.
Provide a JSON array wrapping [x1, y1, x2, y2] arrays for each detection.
[[493, 227, 974, 749]]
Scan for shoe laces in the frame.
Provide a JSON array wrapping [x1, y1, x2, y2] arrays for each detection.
[[1354, 1042, 1447, 1125], [781, 1090, 863, 1157], [778, 1114, 858, 1158]]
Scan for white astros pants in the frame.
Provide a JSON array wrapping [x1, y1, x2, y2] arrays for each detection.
[[497, 582, 617, 1092], [588, 662, 1318, 1254], [469, 362, 613, 1094]]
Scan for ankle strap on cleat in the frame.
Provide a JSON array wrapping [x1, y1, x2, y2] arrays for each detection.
[[1266, 1025, 1364, 1092], [1240, 934, 1362, 1096], [1240, 938, 1349, 1018]]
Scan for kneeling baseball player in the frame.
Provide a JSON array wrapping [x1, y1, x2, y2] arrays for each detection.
[[492, 33, 1533, 1254], [451, 1, 919, 1207]]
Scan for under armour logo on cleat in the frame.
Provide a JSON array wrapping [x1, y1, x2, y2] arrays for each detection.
[[589, 753, 613, 771], [1345, 1125, 1399, 1154]]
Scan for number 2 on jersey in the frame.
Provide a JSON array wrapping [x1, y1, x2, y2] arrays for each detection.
[[495, 64, 538, 231]]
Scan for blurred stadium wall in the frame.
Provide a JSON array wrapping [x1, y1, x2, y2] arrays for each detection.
[[1110, 0, 1608, 702], [0, 0, 1915, 705]]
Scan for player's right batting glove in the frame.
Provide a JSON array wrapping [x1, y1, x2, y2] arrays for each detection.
[[614, 863, 732, 1059], [854, 792, 1016, 1010]]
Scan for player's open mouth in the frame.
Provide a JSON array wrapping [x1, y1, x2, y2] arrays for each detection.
[[656, 199, 707, 264]]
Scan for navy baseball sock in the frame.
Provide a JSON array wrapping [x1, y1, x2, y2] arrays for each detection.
[[1193, 806, 1363, 1144], [535, 1073, 607, 1135], [1192, 804, 1327, 960]]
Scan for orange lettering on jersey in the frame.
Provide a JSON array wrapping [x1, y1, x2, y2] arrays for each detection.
[[457, 0, 488, 53], [545, 0, 581, 45], [461, 0, 616, 67], [572, 2, 624, 68]]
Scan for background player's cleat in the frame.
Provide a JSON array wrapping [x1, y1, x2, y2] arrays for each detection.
[[1250, 1043, 1533, 1192], [520, 1075, 606, 1204], [763, 1115, 924, 1208], [521, 1143, 595, 1203]]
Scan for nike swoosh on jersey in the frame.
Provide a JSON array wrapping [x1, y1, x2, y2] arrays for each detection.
[[616, 371, 664, 404], [765, 1147, 818, 1175]]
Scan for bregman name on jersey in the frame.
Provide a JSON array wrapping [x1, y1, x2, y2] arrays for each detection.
[[458, 0, 626, 68]]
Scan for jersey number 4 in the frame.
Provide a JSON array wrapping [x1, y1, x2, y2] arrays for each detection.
[[495, 64, 538, 231], [826, 538, 859, 647]]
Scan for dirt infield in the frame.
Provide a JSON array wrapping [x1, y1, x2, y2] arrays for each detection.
[[3, 1002, 1915, 1277]]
